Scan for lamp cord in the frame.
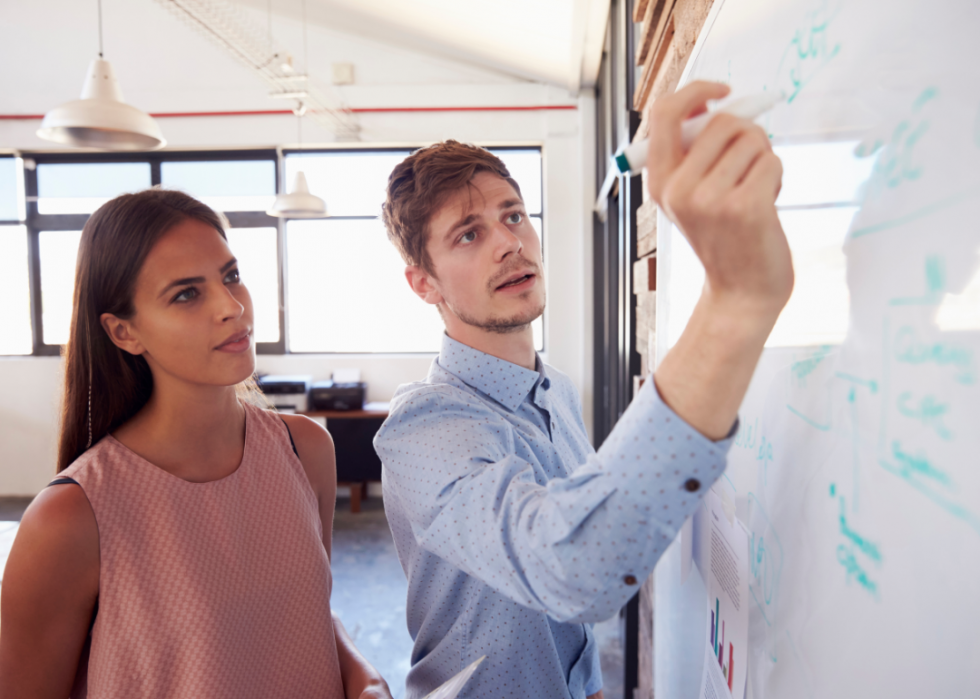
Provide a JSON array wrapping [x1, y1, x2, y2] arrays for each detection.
[[302, 0, 308, 77], [97, 0, 104, 57], [300, 0, 308, 144]]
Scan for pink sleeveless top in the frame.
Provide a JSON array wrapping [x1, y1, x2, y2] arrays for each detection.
[[60, 402, 345, 698]]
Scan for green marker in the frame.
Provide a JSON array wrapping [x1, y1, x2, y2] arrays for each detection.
[[612, 91, 786, 176]]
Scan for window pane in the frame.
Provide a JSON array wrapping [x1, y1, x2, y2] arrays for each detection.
[[37, 163, 151, 214], [287, 219, 444, 353], [284, 152, 410, 217], [225, 228, 280, 343], [0, 158, 23, 221], [774, 141, 875, 207], [0, 226, 32, 355], [765, 207, 859, 347], [162, 160, 276, 212], [490, 149, 542, 215], [39, 230, 83, 345]]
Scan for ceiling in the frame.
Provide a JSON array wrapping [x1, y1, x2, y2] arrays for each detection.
[[236, 0, 611, 92]]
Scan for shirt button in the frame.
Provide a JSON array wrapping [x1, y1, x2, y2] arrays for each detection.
[[624, 575, 638, 585], [684, 478, 701, 492]]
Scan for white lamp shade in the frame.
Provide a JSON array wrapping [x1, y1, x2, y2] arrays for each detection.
[[267, 171, 328, 218], [37, 58, 165, 151]]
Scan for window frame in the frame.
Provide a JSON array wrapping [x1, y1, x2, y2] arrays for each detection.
[[0, 155, 31, 356], [22, 149, 284, 356], [13, 145, 544, 357]]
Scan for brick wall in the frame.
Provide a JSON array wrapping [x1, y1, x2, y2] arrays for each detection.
[[631, 0, 716, 694]]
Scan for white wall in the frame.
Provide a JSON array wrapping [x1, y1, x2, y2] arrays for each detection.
[[0, 1, 596, 495]]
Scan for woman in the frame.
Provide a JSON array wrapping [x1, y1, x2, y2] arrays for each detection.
[[0, 189, 391, 699]]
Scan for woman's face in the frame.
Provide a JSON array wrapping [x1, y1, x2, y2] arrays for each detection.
[[106, 218, 256, 389]]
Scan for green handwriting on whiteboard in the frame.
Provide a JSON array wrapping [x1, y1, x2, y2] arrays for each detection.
[[837, 495, 882, 561], [836, 545, 879, 597], [893, 325, 976, 384], [775, 1, 841, 103], [879, 442, 980, 535], [791, 345, 833, 386], [890, 441, 953, 489], [830, 484, 881, 597], [859, 88, 935, 197], [896, 392, 953, 440], [734, 417, 759, 450], [890, 255, 946, 306], [748, 493, 784, 627]]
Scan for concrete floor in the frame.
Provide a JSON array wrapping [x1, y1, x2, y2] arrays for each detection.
[[0, 494, 624, 699]]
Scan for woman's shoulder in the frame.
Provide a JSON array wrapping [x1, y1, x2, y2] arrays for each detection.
[[278, 413, 335, 457], [276, 412, 336, 496], [14, 478, 100, 586], [59, 435, 120, 483]]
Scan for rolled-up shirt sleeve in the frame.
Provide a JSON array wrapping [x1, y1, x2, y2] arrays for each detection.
[[375, 376, 735, 624]]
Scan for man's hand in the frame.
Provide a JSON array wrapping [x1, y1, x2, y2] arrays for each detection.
[[356, 682, 393, 699], [647, 81, 794, 440], [647, 80, 792, 318]]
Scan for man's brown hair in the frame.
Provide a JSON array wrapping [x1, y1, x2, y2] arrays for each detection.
[[382, 140, 522, 276]]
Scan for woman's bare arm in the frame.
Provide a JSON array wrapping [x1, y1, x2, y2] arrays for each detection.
[[0, 484, 99, 699]]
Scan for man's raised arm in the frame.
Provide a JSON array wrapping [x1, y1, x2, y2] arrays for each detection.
[[647, 81, 793, 440]]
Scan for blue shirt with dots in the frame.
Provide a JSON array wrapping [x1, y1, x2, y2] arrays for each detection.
[[375, 334, 735, 698]]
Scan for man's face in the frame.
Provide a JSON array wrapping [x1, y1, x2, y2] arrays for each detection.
[[410, 171, 545, 334]]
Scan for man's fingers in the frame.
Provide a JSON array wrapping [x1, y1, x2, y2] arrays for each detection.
[[735, 149, 784, 203], [699, 123, 773, 192], [671, 114, 757, 188], [646, 81, 731, 201]]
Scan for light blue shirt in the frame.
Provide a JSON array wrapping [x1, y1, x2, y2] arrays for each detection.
[[375, 334, 734, 698]]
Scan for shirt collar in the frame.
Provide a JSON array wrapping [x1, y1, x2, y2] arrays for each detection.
[[438, 333, 542, 412]]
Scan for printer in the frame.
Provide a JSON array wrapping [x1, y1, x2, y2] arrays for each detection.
[[310, 380, 366, 411], [256, 375, 312, 413]]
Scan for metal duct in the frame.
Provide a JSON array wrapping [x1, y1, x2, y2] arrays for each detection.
[[154, 0, 360, 140]]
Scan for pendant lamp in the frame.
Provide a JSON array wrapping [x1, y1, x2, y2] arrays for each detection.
[[37, 58, 166, 151], [266, 0, 326, 219], [37, 0, 164, 151], [267, 171, 327, 218]]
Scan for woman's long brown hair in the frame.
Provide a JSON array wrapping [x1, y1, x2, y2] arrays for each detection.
[[57, 188, 264, 472]]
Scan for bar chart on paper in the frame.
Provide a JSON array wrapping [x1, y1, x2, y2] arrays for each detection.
[[710, 597, 735, 692], [696, 492, 748, 699]]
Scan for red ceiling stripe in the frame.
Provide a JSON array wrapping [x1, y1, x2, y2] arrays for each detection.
[[0, 104, 577, 121]]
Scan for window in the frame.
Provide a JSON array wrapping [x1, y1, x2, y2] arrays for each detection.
[[161, 160, 276, 213], [225, 227, 280, 344], [13, 147, 543, 356], [283, 147, 544, 353], [766, 141, 875, 347], [26, 152, 281, 354], [37, 162, 151, 214], [0, 225, 31, 355], [662, 140, 876, 351], [38, 230, 83, 347], [0, 157, 30, 356]]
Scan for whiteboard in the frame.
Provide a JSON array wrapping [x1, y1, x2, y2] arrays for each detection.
[[653, 1, 980, 698]]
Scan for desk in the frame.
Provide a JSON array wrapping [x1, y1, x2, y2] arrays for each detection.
[[302, 403, 389, 513]]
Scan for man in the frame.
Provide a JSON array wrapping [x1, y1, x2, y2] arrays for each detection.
[[374, 81, 792, 698]]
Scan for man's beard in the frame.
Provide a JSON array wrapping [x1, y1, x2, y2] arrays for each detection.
[[450, 294, 546, 334], [441, 254, 545, 334]]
